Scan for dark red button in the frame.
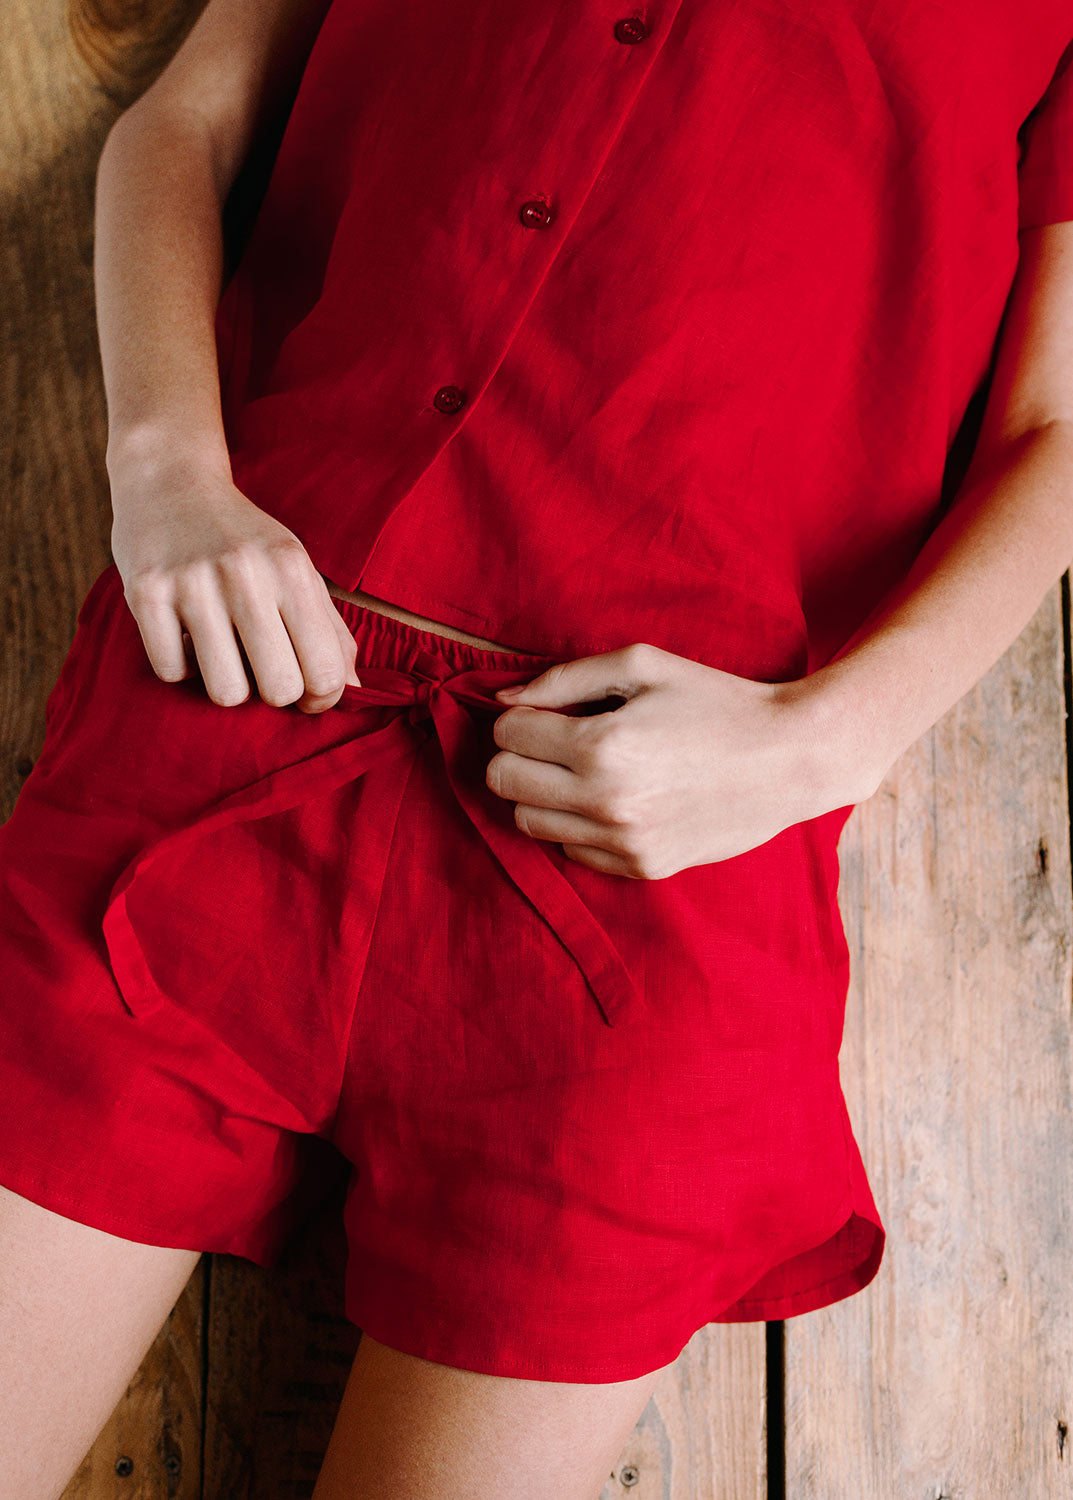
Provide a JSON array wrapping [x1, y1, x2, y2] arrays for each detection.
[[432, 384, 467, 414], [518, 198, 555, 229], [613, 16, 648, 43]]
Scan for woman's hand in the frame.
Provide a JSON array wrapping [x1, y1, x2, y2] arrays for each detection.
[[488, 642, 877, 878], [110, 470, 361, 714]]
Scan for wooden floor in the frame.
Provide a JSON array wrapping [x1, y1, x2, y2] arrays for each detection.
[[3, 2, 1072, 1495]]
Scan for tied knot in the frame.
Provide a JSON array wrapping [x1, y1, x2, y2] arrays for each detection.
[[405, 675, 440, 728]]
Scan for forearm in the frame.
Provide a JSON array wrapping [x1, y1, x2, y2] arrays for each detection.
[[800, 421, 1073, 798], [95, 102, 232, 500]]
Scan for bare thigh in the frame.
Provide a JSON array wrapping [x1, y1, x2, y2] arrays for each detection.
[[311, 1332, 673, 1500], [0, 1182, 201, 1500]]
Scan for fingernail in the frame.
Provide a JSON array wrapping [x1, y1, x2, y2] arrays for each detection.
[[496, 685, 522, 698]]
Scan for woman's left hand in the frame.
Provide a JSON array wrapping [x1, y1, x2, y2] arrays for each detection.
[[486, 642, 875, 879]]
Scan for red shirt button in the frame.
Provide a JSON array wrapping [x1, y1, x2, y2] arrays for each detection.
[[613, 16, 649, 43], [432, 384, 467, 414], [518, 199, 555, 229]]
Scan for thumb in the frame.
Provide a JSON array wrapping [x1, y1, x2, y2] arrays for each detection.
[[494, 647, 643, 710]]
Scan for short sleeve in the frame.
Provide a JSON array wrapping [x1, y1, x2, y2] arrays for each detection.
[[1018, 37, 1073, 231]]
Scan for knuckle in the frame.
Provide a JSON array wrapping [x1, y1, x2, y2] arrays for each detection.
[[583, 715, 630, 759], [259, 675, 305, 707], [600, 792, 634, 827], [534, 661, 570, 696], [124, 568, 170, 607], [624, 640, 657, 669], [268, 535, 311, 573], [572, 740, 604, 779], [217, 542, 264, 583], [303, 667, 347, 698], [168, 568, 213, 612], [574, 721, 616, 772]]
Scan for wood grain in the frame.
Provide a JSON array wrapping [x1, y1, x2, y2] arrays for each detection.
[[67, 0, 205, 108], [790, 588, 1073, 1497], [201, 1178, 359, 1500], [596, 1324, 767, 1499]]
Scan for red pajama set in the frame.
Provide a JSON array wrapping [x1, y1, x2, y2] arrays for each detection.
[[2, 1, 1072, 1383]]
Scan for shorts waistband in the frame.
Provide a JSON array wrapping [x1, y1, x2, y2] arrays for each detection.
[[329, 596, 559, 673]]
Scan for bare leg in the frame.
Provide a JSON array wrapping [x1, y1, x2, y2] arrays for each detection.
[[0, 1182, 202, 1500], [311, 1331, 673, 1500]]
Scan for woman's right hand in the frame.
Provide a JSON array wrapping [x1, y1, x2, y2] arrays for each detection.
[[110, 472, 362, 715]]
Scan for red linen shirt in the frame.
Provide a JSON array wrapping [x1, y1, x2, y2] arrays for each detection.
[[213, 1, 1073, 681]]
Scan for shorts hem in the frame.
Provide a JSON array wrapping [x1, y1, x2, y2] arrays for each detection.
[[0, 1155, 273, 1267], [710, 1205, 886, 1323], [341, 1284, 692, 1384], [338, 1193, 886, 1382]]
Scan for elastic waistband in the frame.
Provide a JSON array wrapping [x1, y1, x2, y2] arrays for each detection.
[[329, 595, 560, 673]]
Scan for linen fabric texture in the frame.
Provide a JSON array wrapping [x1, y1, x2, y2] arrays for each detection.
[[0, 567, 880, 1381], [215, 0, 1073, 674]]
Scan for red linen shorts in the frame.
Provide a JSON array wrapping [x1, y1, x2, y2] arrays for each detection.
[[0, 561, 884, 1382]]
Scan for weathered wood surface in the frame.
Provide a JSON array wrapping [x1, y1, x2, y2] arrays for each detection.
[[796, 590, 1073, 1498], [2, 0, 1070, 1496]]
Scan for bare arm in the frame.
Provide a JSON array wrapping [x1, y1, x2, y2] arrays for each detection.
[[95, 0, 361, 713], [797, 219, 1073, 796]]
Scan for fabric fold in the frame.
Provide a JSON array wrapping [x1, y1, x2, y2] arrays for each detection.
[[102, 649, 640, 1028]]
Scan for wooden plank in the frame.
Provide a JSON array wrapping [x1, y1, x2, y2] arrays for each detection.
[[787, 586, 1073, 1496], [67, 0, 205, 111], [200, 1177, 357, 1499], [0, 0, 116, 816], [598, 1324, 767, 1499]]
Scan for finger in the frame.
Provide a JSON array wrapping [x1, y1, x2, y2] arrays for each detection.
[[512, 800, 629, 851], [273, 588, 358, 713], [175, 590, 254, 707], [226, 589, 310, 707], [561, 843, 638, 877], [492, 702, 594, 771], [485, 746, 587, 814], [494, 644, 655, 709], [126, 585, 191, 683]]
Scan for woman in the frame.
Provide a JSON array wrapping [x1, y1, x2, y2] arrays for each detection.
[[1, 0, 1072, 1494]]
